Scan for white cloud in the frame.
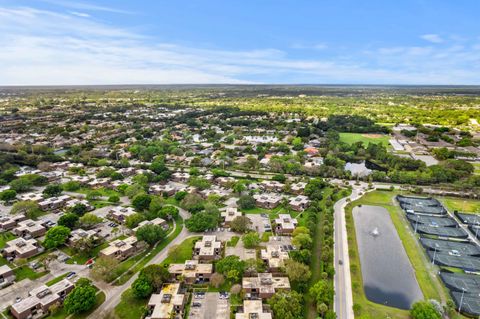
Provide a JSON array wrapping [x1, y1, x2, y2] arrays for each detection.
[[421, 34, 444, 43], [69, 11, 91, 18], [0, 5, 479, 85]]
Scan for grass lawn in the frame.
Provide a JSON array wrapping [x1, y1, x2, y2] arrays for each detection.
[[14, 266, 48, 281], [161, 236, 201, 266], [440, 197, 480, 213], [61, 241, 110, 265], [345, 190, 467, 319], [227, 236, 239, 247], [339, 132, 390, 147], [114, 288, 148, 319], [0, 233, 16, 265], [472, 162, 480, 175], [46, 272, 69, 286], [0, 232, 16, 248]]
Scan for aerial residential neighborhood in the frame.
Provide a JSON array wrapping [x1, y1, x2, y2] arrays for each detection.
[[1, 1, 480, 319]]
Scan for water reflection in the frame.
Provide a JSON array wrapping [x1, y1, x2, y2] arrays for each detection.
[[353, 205, 423, 309]]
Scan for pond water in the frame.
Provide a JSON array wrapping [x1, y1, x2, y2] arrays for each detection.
[[353, 205, 423, 310]]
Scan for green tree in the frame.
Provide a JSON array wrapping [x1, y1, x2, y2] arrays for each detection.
[[79, 213, 103, 229], [62, 181, 81, 191], [86, 190, 102, 201], [230, 216, 252, 233], [125, 213, 146, 229], [410, 301, 441, 319], [132, 194, 152, 211], [11, 200, 42, 219], [139, 264, 170, 290], [309, 280, 334, 308], [58, 213, 79, 229], [0, 189, 16, 202], [215, 256, 245, 282], [9, 178, 33, 193], [174, 191, 188, 201], [242, 232, 260, 248], [131, 276, 154, 299], [43, 226, 71, 249], [238, 195, 256, 210], [63, 279, 97, 314], [70, 203, 88, 216], [185, 212, 219, 232], [108, 195, 120, 203], [159, 206, 179, 219], [43, 184, 63, 198], [136, 224, 166, 246], [292, 233, 313, 250], [268, 291, 304, 319], [91, 256, 119, 282], [180, 193, 205, 213], [125, 184, 145, 199], [284, 259, 311, 284]]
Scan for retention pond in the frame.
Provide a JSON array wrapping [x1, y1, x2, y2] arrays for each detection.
[[353, 205, 423, 309]]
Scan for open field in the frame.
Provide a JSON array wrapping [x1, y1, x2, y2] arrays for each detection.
[[441, 197, 480, 213], [345, 190, 467, 319], [339, 132, 390, 146]]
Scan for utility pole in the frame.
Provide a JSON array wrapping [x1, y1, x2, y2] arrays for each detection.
[[458, 288, 465, 314], [432, 244, 438, 265]]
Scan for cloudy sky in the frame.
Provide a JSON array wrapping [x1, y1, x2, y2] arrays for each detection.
[[1, 0, 479, 85]]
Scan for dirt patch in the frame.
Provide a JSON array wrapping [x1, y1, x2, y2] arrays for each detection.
[[362, 134, 383, 138]]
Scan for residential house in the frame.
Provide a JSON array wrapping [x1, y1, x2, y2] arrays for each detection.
[[221, 207, 242, 227], [99, 236, 143, 261], [235, 300, 272, 319], [171, 172, 190, 183], [260, 181, 284, 193], [38, 195, 71, 211], [2, 237, 42, 259], [12, 219, 46, 238], [168, 260, 213, 284], [67, 228, 102, 247], [242, 273, 290, 299], [253, 193, 283, 209], [107, 206, 136, 224], [290, 182, 307, 195], [193, 236, 222, 261], [133, 218, 168, 233], [0, 214, 26, 232], [289, 195, 310, 211], [146, 283, 187, 319], [273, 214, 298, 235], [10, 279, 74, 319], [260, 245, 290, 272], [0, 265, 15, 288]]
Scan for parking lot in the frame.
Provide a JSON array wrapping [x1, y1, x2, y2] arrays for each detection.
[[188, 292, 229, 319], [246, 213, 271, 233]]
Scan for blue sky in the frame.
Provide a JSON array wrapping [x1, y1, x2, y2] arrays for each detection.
[[0, 0, 479, 85]]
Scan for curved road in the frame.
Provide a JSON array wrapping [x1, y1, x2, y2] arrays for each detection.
[[88, 206, 193, 318]]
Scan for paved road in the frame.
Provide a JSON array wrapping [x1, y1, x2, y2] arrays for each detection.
[[87, 206, 192, 318], [333, 181, 369, 319]]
